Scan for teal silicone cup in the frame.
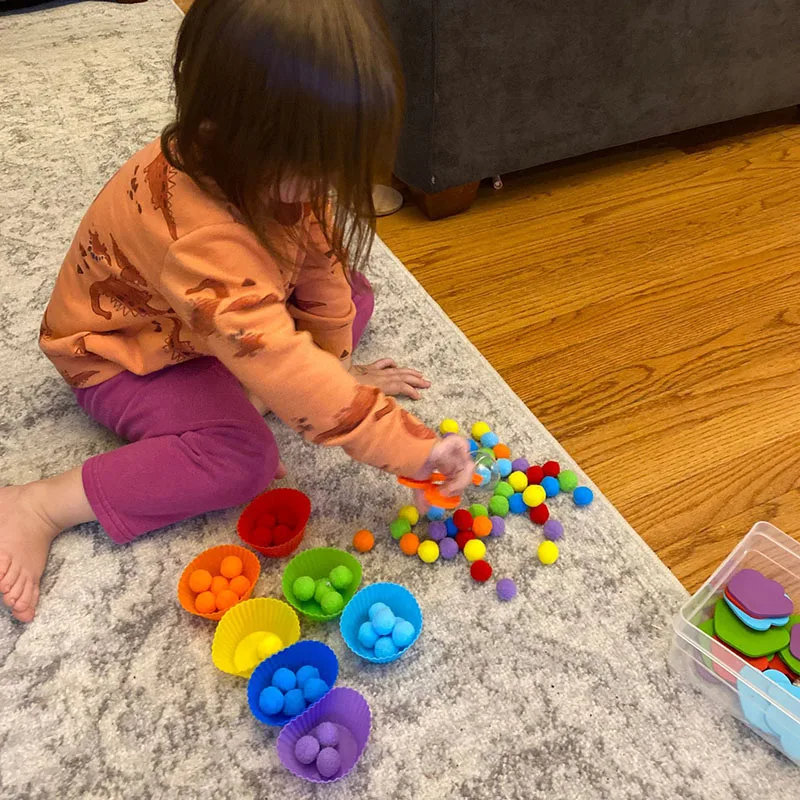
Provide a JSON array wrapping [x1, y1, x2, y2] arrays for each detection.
[[339, 582, 422, 664]]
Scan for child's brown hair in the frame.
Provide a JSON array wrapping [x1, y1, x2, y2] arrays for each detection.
[[162, 0, 403, 270]]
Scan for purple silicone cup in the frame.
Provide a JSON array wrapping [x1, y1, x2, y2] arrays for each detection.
[[277, 687, 371, 784]]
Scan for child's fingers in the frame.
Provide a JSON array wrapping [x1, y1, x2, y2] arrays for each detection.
[[393, 370, 430, 388], [370, 358, 397, 370], [412, 487, 429, 513]]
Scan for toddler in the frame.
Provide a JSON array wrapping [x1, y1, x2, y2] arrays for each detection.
[[0, 0, 472, 622]]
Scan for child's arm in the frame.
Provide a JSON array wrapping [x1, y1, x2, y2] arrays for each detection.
[[158, 223, 436, 477]]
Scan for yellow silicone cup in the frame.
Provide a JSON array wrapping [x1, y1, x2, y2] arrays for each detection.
[[211, 598, 300, 678]]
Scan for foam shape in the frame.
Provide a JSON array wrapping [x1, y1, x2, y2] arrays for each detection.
[[713, 598, 790, 658], [723, 595, 788, 631], [791, 622, 800, 660], [727, 569, 793, 618], [779, 616, 800, 674]]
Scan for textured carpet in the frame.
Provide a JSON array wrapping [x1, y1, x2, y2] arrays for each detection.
[[0, 1, 797, 798]]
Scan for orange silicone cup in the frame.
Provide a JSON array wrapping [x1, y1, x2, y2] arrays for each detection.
[[238, 488, 312, 558], [178, 544, 260, 621]]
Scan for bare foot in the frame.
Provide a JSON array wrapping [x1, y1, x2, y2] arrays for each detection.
[[0, 484, 61, 622]]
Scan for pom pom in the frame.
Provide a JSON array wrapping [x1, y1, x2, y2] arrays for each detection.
[[278, 689, 304, 719], [472, 516, 493, 537], [259, 686, 285, 715], [573, 486, 594, 506], [440, 418, 459, 435], [468, 439, 479, 453], [490, 516, 505, 537], [257, 633, 284, 660], [463, 539, 487, 562], [320, 591, 344, 615], [372, 607, 396, 635], [526, 466, 544, 485], [399, 533, 420, 555], [469, 503, 488, 518], [315, 722, 339, 748], [272, 667, 297, 692], [455, 530, 476, 551], [507, 471, 528, 492], [508, 493, 527, 514], [522, 485, 546, 508], [230, 575, 251, 597], [488, 495, 509, 517], [511, 458, 530, 473], [303, 677, 329, 704], [390, 518, 411, 539], [493, 443, 511, 459], [496, 578, 518, 601], [358, 621, 379, 648], [494, 481, 514, 498], [329, 565, 354, 590], [293, 576, 315, 602], [470, 560, 493, 582], [529, 504, 550, 525], [471, 421, 491, 440], [352, 529, 374, 552], [427, 506, 445, 520], [453, 509, 473, 531], [195, 592, 216, 614], [220, 556, 243, 579], [215, 589, 239, 611], [542, 460, 560, 478], [428, 521, 447, 541], [397, 505, 419, 526], [273, 525, 294, 546], [189, 569, 213, 594], [557, 469, 579, 492], [439, 538, 459, 559], [543, 519, 564, 541], [496, 458, 513, 478], [418, 540, 440, 563], [538, 541, 559, 565], [374, 636, 399, 659], [314, 578, 332, 604], [392, 619, 416, 648], [445, 518, 458, 536], [296, 665, 320, 688], [316, 747, 342, 779], [541, 476, 560, 498], [480, 431, 499, 448], [294, 735, 320, 765], [369, 602, 390, 621]]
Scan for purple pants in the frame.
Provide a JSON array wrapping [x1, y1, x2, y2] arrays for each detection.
[[75, 276, 374, 543]]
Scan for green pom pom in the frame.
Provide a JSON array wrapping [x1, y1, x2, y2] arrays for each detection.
[[320, 590, 344, 615], [329, 565, 353, 591], [494, 481, 514, 498], [314, 578, 332, 603], [468, 503, 488, 518], [390, 518, 411, 539], [293, 575, 315, 602], [478, 447, 494, 456], [558, 470, 578, 492], [488, 495, 509, 517]]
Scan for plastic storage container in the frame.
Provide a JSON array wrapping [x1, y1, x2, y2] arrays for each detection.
[[669, 521, 800, 763]]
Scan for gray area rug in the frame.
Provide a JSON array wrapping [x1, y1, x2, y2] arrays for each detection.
[[1, 1, 797, 797]]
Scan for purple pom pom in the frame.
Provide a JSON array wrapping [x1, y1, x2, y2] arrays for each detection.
[[428, 521, 447, 542], [316, 747, 342, 778], [490, 515, 505, 537], [315, 721, 339, 748], [295, 735, 320, 765], [511, 458, 529, 473], [543, 519, 564, 541], [496, 578, 517, 601], [439, 537, 459, 559]]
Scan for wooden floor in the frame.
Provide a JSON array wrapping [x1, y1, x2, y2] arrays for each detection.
[[379, 110, 800, 593]]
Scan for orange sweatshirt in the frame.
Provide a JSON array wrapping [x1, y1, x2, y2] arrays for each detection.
[[40, 139, 436, 475]]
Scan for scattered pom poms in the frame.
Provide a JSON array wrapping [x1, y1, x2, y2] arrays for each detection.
[[541, 476, 560, 498], [526, 465, 544, 485], [445, 518, 458, 537], [455, 530, 476, 551], [542, 461, 560, 477], [507, 471, 528, 493], [490, 516, 506, 537], [471, 421, 491, 440], [417, 540, 440, 563], [557, 469, 578, 492], [494, 481, 514, 498], [463, 538, 487, 562], [469, 503, 488, 518], [399, 533, 420, 556], [453, 509, 473, 531], [511, 457, 529, 472], [496, 458, 513, 478], [440, 418, 459, 435], [352, 529, 374, 552], [508, 493, 527, 514], [390, 518, 411, 539], [488, 495, 509, 517], [529, 504, 549, 525], [473, 516, 493, 537], [493, 443, 511, 459], [427, 505, 445, 520], [496, 578, 518, 601], [439, 537, 459, 559], [538, 540, 559, 565], [522, 485, 546, 508], [573, 486, 594, 506], [480, 431, 500, 448], [428, 521, 447, 541], [470, 560, 493, 582], [397, 505, 419, 526], [543, 519, 564, 541]]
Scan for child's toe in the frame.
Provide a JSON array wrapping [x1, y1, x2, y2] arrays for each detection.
[[0, 559, 21, 598], [12, 603, 35, 623], [3, 572, 27, 607], [12, 576, 34, 613]]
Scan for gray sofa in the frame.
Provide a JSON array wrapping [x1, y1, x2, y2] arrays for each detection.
[[381, 0, 800, 218]]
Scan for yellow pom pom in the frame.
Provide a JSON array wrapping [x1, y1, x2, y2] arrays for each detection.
[[538, 540, 559, 565], [508, 471, 528, 493], [257, 632, 284, 660], [397, 505, 420, 526], [463, 539, 487, 563], [440, 418, 459, 435], [471, 421, 491, 441], [417, 540, 440, 563], [523, 485, 546, 508]]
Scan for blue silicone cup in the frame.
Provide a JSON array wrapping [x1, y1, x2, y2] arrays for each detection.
[[247, 640, 339, 726], [339, 582, 422, 664]]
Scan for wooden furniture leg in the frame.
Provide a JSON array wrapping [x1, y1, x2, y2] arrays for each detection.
[[409, 181, 480, 220]]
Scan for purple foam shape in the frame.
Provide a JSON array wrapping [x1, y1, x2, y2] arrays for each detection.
[[490, 516, 505, 537], [791, 625, 800, 660], [727, 569, 793, 619], [439, 537, 459, 560], [543, 520, 564, 541], [428, 521, 447, 542], [277, 687, 371, 783]]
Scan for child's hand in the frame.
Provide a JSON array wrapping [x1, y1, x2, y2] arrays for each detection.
[[412, 435, 473, 510], [351, 359, 431, 400]]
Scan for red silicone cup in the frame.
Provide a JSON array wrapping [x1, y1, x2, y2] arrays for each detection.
[[238, 488, 311, 558], [276, 687, 371, 784]]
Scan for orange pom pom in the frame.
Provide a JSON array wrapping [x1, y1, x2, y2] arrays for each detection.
[[352, 529, 374, 553], [195, 591, 216, 614], [220, 555, 243, 579], [210, 575, 229, 594], [399, 533, 420, 556], [229, 575, 251, 597], [493, 443, 511, 459], [188, 569, 212, 593], [472, 516, 492, 537], [215, 589, 239, 611]]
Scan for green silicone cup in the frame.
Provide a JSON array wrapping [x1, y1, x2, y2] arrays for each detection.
[[282, 547, 363, 622]]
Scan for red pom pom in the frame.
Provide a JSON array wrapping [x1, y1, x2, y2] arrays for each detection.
[[259, 514, 277, 528], [276, 509, 295, 526], [526, 466, 544, 485], [273, 524, 294, 545], [253, 526, 274, 547], [470, 560, 493, 582], [455, 530, 476, 551], [453, 509, 474, 531], [529, 504, 550, 525], [542, 461, 560, 478]]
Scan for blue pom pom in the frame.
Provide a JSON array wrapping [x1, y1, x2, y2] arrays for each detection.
[[574, 486, 594, 506], [474, 464, 492, 487], [358, 621, 379, 648], [496, 458, 513, 478], [282, 689, 306, 718], [468, 439, 479, 453], [368, 602, 390, 621], [372, 608, 396, 635], [479, 431, 499, 448], [374, 637, 399, 659], [303, 678, 329, 704], [508, 493, 527, 514], [271, 667, 297, 692], [445, 518, 458, 536], [392, 618, 416, 648], [427, 505, 445, 520], [541, 476, 560, 497], [259, 686, 285, 715], [295, 665, 320, 688]]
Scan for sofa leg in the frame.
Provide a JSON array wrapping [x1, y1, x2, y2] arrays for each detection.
[[409, 181, 480, 220]]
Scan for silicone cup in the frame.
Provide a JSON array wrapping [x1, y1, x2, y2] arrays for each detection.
[[282, 548, 363, 622], [177, 544, 261, 621], [211, 598, 300, 678], [238, 488, 312, 559], [340, 582, 422, 664], [247, 640, 339, 726], [276, 687, 371, 784]]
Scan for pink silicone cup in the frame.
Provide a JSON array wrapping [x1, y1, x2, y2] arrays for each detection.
[[276, 687, 371, 784]]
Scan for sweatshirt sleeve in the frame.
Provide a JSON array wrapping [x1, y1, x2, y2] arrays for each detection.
[[286, 212, 355, 361], [159, 222, 436, 475]]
